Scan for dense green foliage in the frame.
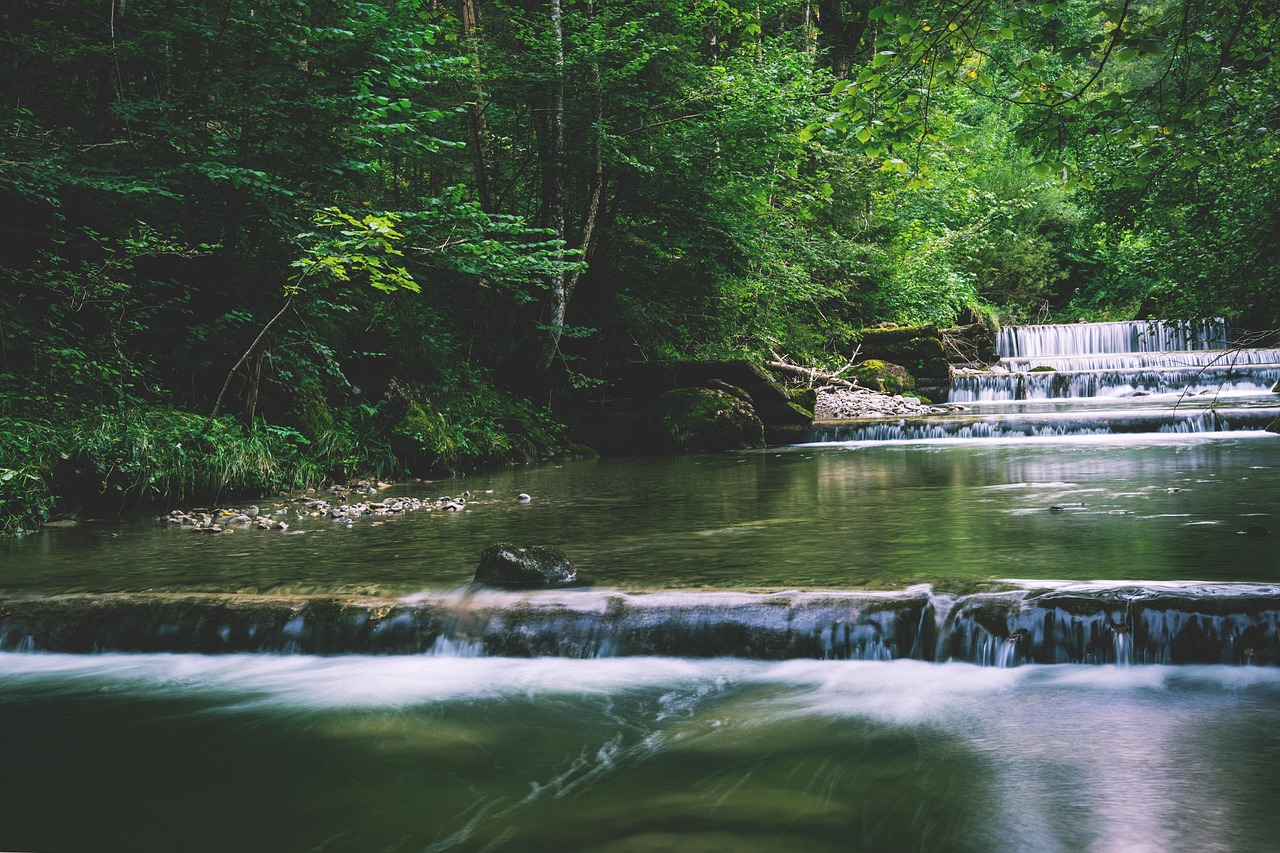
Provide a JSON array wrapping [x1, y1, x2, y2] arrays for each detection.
[[1, 0, 1276, 530]]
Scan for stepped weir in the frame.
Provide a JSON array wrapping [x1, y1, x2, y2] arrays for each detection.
[[951, 319, 1280, 403], [4, 584, 1278, 666]]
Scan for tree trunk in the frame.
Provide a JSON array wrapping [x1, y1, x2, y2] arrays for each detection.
[[815, 0, 871, 79], [537, 0, 568, 368], [459, 0, 496, 213]]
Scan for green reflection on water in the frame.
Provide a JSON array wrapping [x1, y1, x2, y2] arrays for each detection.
[[2, 435, 1277, 595]]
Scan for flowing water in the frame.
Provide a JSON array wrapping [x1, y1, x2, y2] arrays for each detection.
[[2, 320, 1279, 852]]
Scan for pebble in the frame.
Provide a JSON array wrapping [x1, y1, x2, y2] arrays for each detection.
[[158, 483, 485, 534], [814, 387, 950, 419]]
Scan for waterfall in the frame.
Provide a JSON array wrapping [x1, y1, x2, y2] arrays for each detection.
[[996, 319, 1232, 358], [947, 319, 1280, 404], [5, 584, 1280, 666], [805, 408, 1274, 442]]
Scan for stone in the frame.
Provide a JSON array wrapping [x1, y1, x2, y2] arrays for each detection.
[[853, 325, 951, 379], [650, 387, 765, 452], [474, 543, 576, 587], [851, 360, 915, 395], [813, 387, 947, 419], [789, 388, 818, 416]]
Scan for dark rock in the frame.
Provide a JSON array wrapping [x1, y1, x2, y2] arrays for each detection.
[[942, 322, 1001, 365], [851, 360, 915, 394], [650, 387, 765, 452], [1240, 525, 1269, 537], [705, 378, 753, 404], [614, 361, 812, 426], [1268, 415, 1279, 434], [475, 543, 576, 587], [854, 325, 951, 379]]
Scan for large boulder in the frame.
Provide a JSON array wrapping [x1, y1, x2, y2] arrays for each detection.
[[615, 360, 812, 425], [854, 325, 951, 379], [650, 387, 765, 452], [851, 360, 915, 394], [475, 543, 576, 587], [942, 322, 1001, 366]]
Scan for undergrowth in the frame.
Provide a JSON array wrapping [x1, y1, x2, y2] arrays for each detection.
[[0, 397, 567, 535]]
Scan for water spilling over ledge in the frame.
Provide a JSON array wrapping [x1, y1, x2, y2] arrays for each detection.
[[3, 583, 1277, 665], [945, 319, 1280, 404], [996, 318, 1232, 358], [804, 406, 1279, 442]]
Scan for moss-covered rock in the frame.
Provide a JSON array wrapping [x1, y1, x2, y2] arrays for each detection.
[[789, 387, 818, 416], [1029, 365, 1056, 373], [1268, 415, 1279, 435], [852, 360, 916, 394], [650, 387, 765, 452], [854, 325, 951, 379], [942, 322, 1001, 365]]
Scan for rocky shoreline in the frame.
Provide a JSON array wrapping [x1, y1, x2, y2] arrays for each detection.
[[813, 385, 961, 419]]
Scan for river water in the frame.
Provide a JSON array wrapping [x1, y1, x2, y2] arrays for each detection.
[[3, 655, 1280, 851], [2, 320, 1279, 852], [2, 431, 1277, 595], [2, 431, 1278, 852]]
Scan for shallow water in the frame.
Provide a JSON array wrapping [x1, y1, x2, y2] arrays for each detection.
[[4, 417, 1279, 852], [3, 432, 1277, 595], [2, 654, 1279, 852]]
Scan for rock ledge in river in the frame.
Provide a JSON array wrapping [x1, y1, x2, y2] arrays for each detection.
[[475, 543, 577, 587]]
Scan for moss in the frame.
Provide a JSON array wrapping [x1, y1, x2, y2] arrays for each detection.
[[650, 387, 765, 452], [789, 388, 818, 415], [853, 326, 949, 378], [853, 360, 916, 394], [1029, 366, 1057, 373]]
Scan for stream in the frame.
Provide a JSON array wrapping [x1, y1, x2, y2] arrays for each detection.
[[1, 319, 1278, 852]]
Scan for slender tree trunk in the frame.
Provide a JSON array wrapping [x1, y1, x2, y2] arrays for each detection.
[[565, 4, 604, 307], [459, 0, 497, 213], [538, 0, 568, 367]]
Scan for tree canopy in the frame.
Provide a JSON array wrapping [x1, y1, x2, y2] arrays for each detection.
[[1, 0, 1276, 527]]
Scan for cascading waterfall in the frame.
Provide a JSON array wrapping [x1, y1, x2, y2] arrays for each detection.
[[996, 318, 1232, 358], [950, 319, 1280, 404], [4, 584, 1279, 666]]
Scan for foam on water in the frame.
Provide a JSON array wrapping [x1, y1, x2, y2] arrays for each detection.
[[4, 653, 1280, 713]]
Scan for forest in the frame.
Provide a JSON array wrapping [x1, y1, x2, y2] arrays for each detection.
[[1, 0, 1277, 532]]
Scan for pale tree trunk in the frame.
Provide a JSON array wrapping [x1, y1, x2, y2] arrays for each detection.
[[539, 0, 568, 367], [563, 0, 603, 310]]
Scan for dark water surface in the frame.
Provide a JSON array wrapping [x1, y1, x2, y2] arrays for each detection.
[[2, 655, 1280, 852], [3, 431, 1279, 852], [3, 432, 1277, 595]]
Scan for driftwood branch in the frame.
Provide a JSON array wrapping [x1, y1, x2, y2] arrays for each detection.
[[767, 346, 862, 388], [767, 359, 857, 388], [203, 296, 294, 435]]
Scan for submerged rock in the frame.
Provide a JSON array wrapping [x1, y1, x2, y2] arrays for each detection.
[[475, 543, 576, 587]]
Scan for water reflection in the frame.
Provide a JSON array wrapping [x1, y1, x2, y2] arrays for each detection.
[[2, 434, 1276, 595]]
